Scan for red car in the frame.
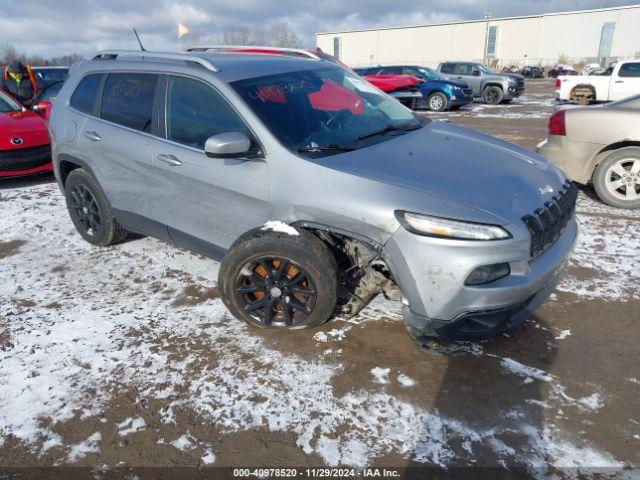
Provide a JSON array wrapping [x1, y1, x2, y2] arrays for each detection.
[[0, 90, 51, 178]]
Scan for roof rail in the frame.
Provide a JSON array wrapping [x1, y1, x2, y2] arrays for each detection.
[[92, 50, 219, 72], [186, 45, 321, 61]]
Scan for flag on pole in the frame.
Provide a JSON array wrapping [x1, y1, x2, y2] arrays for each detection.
[[178, 23, 189, 37]]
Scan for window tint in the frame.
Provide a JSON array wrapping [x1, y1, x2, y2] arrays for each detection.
[[440, 63, 455, 74], [619, 62, 640, 78], [381, 67, 402, 75], [69, 74, 103, 115], [100, 73, 158, 132], [457, 64, 474, 75], [166, 76, 248, 149], [402, 67, 423, 78]]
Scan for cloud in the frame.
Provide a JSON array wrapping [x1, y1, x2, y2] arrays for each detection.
[[2, 0, 637, 58]]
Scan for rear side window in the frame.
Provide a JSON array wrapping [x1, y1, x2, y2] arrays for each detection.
[[619, 62, 640, 78], [440, 63, 455, 74], [100, 73, 158, 132], [69, 74, 103, 115], [165, 76, 248, 149]]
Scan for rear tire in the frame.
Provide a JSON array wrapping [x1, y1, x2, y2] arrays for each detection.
[[593, 147, 640, 209], [64, 168, 128, 246], [219, 229, 338, 329], [482, 86, 504, 105], [427, 92, 448, 112]]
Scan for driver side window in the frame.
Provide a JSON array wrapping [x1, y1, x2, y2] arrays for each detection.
[[166, 76, 249, 149], [457, 64, 473, 76]]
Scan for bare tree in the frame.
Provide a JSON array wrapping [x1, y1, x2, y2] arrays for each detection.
[[0, 41, 20, 65], [269, 21, 301, 48], [223, 26, 254, 45], [0, 41, 83, 66]]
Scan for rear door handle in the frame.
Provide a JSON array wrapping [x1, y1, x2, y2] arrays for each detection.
[[157, 153, 183, 166], [84, 131, 101, 142], [615, 80, 624, 83]]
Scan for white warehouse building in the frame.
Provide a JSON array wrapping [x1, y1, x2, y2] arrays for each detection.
[[315, 4, 640, 68]]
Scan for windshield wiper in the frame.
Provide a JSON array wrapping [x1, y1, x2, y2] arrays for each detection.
[[297, 143, 357, 153], [357, 122, 421, 141]]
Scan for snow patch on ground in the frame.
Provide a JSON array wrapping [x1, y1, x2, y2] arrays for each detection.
[[577, 393, 604, 411], [261, 221, 300, 236], [170, 433, 195, 452], [499, 357, 553, 383], [66, 432, 101, 462], [371, 367, 390, 384], [397, 374, 416, 387], [117, 417, 146, 437], [558, 194, 640, 300], [201, 447, 216, 464], [556, 330, 571, 340]]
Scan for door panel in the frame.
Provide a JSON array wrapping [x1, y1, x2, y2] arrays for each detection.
[[79, 117, 157, 216], [152, 76, 272, 251], [609, 63, 640, 101]]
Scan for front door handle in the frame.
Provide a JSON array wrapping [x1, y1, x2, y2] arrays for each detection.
[[615, 80, 624, 83], [157, 153, 183, 166], [84, 131, 101, 142]]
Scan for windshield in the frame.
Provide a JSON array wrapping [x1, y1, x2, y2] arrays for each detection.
[[0, 91, 22, 112], [35, 68, 69, 87], [232, 67, 422, 157], [418, 67, 443, 80]]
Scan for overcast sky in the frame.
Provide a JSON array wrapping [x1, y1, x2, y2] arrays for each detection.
[[3, 0, 638, 58]]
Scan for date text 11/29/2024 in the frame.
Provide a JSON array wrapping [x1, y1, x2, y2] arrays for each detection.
[[232, 468, 401, 478]]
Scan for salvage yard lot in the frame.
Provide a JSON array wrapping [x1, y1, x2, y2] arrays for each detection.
[[1, 80, 639, 475]]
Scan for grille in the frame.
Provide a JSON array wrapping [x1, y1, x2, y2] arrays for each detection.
[[522, 181, 578, 258], [0, 145, 51, 171], [516, 78, 525, 89], [463, 88, 473, 96]]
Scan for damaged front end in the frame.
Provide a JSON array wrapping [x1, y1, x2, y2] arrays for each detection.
[[309, 229, 401, 318]]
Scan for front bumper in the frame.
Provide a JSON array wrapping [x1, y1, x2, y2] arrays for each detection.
[[384, 215, 577, 340], [507, 85, 525, 98], [0, 145, 52, 178]]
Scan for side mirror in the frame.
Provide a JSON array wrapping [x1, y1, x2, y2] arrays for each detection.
[[472, 70, 481, 77], [204, 132, 251, 158], [33, 100, 52, 118]]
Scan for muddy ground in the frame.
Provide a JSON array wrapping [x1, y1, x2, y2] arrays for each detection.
[[0, 80, 639, 478]]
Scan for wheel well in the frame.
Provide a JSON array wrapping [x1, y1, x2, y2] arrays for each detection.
[[58, 160, 82, 186], [483, 83, 503, 91], [570, 84, 596, 99], [299, 226, 398, 317], [589, 141, 640, 183], [598, 141, 640, 155]]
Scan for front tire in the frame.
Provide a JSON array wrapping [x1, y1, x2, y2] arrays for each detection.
[[427, 92, 448, 112], [64, 168, 128, 246], [219, 229, 338, 329], [593, 148, 640, 209], [482, 86, 504, 105]]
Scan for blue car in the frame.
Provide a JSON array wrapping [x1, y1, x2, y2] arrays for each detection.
[[357, 65, 474, 112]]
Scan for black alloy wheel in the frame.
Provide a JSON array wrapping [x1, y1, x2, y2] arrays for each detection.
[[235, 257, 317, 327], [68, 184, 101, 237]]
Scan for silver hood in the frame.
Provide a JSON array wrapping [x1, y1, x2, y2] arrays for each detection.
[[317, 120, 567, 226]]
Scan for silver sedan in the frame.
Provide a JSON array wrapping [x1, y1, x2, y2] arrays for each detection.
[[537, 94, 640, 209]]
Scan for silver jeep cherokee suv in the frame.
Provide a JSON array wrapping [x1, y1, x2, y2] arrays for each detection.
[[49, 50, 578, 342]]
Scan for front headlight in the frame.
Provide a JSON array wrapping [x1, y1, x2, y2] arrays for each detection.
[[396, 211, 511, 241]]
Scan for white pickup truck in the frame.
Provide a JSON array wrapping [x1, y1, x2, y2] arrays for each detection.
[[556, 60, 640, 102]]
